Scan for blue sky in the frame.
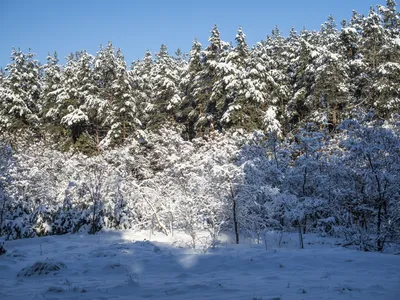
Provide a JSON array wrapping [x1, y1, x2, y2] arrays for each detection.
[[0, 0, 375, 69]]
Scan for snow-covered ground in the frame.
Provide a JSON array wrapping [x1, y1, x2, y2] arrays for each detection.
[[0, 231, 399, 300]]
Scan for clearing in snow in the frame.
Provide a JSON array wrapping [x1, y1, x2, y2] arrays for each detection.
[[0, 231, 399, 300]]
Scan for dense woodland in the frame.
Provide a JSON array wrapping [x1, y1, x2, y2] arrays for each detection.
[[0, 2, 399, 252]]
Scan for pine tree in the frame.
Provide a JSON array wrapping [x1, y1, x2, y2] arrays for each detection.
[[104, 49, 139, 146], [191, 25, 225, 135], [360, 6, 400, 117], [319, 15, 338, 50], [0, 71, 13, 130], [361, 7, 386, 72], [289, 35, 316, 126], [311, 46, 350, 127], [371, 1, 400, 116], [211, 27, 247, 128], [215, 26, 266, 130], [378, 0, 400, 37], [285, 27, 302, 128], [180, 39, 203, 139], [265, 26, 291, 134], [339, 10, 367, 115], [130, 50, 154, 128], [58, 51, 95, 148], [41, 51, 71, 143], [94, 43, 138, 147], [148, 44, 183, 129], [42, 52, 62, 119], [0, 68, 5, 86], [0, 48, 42, 131]]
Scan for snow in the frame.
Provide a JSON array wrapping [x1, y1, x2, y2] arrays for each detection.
[[61, 108, 89, 126], [1, 231, 399, 300], [342, 27, 358, 35]]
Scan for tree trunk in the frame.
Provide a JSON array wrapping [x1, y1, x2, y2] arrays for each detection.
[[332, 103, 338, 127], [143, 196, 169, 236], [96, 124, 100, 153], [233, 198, 239, 244], [373, 37, 377, 71], [302, 166, 307, 196], [377, 205, 383, 252], [90, 199, 97, 234], [122, 117, 126, 144], [230, 181, 239, 244], [298, 221, 304, 249]]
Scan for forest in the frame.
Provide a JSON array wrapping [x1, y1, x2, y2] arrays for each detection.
[[0, 1, 399, 252]]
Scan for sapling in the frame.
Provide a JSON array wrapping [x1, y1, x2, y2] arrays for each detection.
[[0, 238, 6, 255], [262, 230, 268, 250]]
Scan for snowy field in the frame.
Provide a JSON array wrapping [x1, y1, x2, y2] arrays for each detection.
[[0, 231, 399, 300]]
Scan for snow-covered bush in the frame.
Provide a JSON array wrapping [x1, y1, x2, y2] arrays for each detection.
[[333, 117, 400, 251], [3, 216, 36, 240], [18, 259, 67, 277], [0, 118, 398, 253]]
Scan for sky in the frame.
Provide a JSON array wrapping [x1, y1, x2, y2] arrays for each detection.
[[0, 0, 377, 69]]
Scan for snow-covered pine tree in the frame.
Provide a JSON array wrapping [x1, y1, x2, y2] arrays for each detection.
[[0, 48, 42, 131], [319, 15, 338, 51], [288, 33, 317, 126], [359, 7, 387, 114], [130, 50, 154, 129], [95, 44, 139, 147], [262, 26, 291, 135], [180, 39, 203, 139], [378, 0, 400, 37], [371, 2, 400, 117], [43, 53, 75, 126], [272, 28, 291, 115], [339, 16, 365, 116], [74, 49, 104, 151], [0, 140, 13, 236], [211, 27, 247, 129], [148, 44, 183, 129], [42, 52, 61, 118], [311, 44, 351, 127], [190, 25, 226, 136], [281, 27, 301, 131], [58, 51, 94, 152], [41, 51, 71, 144]]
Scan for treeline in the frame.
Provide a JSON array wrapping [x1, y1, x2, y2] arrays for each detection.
[[0, 2, 399, 152]]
